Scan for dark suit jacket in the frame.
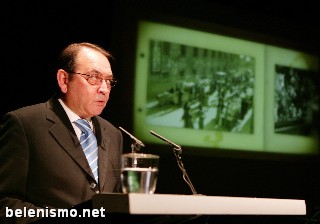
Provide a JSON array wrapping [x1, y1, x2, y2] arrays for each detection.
[[0, 97, 123, 223]]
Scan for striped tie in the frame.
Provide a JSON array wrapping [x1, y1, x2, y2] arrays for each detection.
[[74, 119, 99, 183]]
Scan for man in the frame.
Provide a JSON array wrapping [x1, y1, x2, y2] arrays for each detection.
[[0, 42, 123, 223]]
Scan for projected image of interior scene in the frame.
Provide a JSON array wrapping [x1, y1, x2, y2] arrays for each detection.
[[146, 40, 255, 134], [274, 65, 319, 136]]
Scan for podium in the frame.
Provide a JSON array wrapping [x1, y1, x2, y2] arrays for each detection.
[[33, 193, 307, 224], [90, 193, 306, 224], [92, 193, 306, 215]]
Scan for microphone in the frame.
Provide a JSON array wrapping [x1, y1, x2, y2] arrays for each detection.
[[150, 130, 197, 194], [119, 127, 145, 151], [150, 130, 181, 151]]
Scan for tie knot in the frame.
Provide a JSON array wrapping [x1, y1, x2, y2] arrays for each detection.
[[74, 119, 92, 133]]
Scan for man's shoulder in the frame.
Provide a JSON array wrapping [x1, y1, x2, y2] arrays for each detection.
[[12, 101, 48, 115], [7, 98, 57, 120], [95, 115, 112, 127], [95, 116, 119, 133]]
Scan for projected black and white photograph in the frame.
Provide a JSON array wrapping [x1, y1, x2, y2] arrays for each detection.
[[145, 40, 255, 134], [274, 65, 319, 136], [134, 20, 265, 151]]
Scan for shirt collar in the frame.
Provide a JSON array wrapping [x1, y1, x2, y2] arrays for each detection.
[[58, 98, 81, 123]]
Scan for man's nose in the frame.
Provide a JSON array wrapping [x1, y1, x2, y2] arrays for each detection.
[[98, 80, 109, 93]]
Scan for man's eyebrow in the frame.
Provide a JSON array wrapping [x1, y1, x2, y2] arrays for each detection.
[[89, 69, 100, 74], [90, 70, 113, 77]]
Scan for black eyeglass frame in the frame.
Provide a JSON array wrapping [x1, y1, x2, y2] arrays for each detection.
[[68, 72, 117, 87]]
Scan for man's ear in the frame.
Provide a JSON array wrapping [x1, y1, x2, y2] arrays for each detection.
[[57, 69, 69, 93]]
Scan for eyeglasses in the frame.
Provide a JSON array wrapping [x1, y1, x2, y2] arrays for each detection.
[[68, 72, 117, 87]]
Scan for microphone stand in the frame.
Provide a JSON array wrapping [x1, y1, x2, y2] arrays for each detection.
[[119, 127, 145, 153], [150, 130, 197, 195], [130, 142, 142, 153]]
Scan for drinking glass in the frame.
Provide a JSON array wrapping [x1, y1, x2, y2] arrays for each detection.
[[121, 153, 159, 194]]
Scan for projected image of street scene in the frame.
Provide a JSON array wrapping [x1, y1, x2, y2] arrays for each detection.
[[274, 65, 319, 136], [145, 40, 255, 133]]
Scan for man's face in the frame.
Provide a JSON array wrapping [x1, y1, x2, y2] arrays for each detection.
[[64, 47, 113, 119]]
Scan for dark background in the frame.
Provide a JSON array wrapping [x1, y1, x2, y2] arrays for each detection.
[[1, 0, 320, 222]]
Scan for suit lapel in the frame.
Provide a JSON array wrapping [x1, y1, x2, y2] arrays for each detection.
[[46, 99, 94, 180], [93, 117, 111, 190]]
